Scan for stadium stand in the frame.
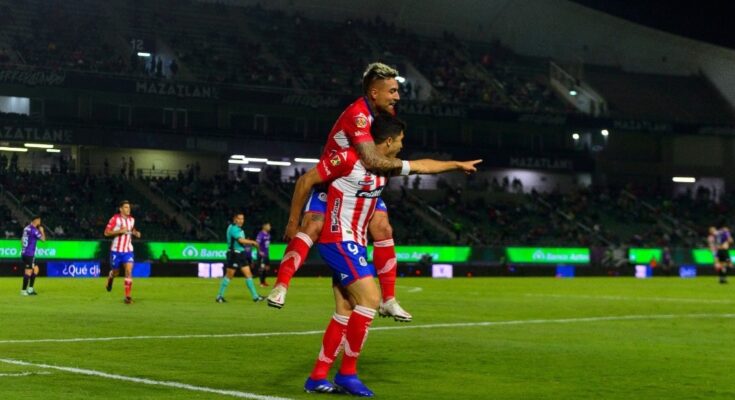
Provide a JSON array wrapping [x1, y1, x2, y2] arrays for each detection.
[[0, 171, 181, 240], [0, 0, 733, 249], [3, 0, 729, 124]]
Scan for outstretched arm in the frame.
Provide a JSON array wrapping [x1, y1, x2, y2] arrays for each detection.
[[354, 141, 404, 172], [396, 159, 483, 175]]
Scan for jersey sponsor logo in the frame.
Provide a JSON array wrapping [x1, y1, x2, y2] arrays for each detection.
[[356, 187, 384, 198], [354, 113, 368, 128], [330, 198, 341, 233], [358, 174, 374, 186], [354, 130, 369, 137]]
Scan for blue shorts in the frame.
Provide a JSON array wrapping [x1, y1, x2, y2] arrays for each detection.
[[110, 251, 135, 269], [305, 190, 387, 213], [317, 242, 375, 287]]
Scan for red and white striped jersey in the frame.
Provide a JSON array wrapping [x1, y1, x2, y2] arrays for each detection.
[[317, 149, 387, 246], [106, 213, 135, 252], [320, 97, 375, 160]]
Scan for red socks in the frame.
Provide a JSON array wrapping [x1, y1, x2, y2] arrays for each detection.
[[275, 232, 313, 288], [374, 239, 397, 301], [339, 305, 376, 375], [124, 278, 132, 297], [310, 313, 349, 380]]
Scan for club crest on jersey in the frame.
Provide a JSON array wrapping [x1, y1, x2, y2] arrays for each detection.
[[354, 113, 368, 129], [358, 256, 368, 266], [320, 160, 331, 176], [330, 155, 341, 166], [318, 192, 328, 201]]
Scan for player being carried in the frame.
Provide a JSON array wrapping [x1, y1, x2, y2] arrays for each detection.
[[104, 200, 141, 304], [296, 113, 481, 395], [268, 62, 414, 321]]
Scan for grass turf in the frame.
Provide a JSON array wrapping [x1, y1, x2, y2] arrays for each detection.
[[0, 276, 733, 399]]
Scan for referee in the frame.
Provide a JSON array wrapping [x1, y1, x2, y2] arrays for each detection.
[[215, 212, 265, 303]]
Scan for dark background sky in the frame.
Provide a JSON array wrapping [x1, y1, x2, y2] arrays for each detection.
[[572, 1, 735, 50]]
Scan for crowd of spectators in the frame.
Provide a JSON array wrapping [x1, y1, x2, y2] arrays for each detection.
[[0, 0, 570, 114], [416, 179, 722, 247], [148, 170, 284, 240], [8, 1, 726, 123], [0, 170, 180, 240], [6, 0, 127, 73], [0, 160, 728, 248]]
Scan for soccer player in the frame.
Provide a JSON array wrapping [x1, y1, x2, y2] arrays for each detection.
[[301, 113, 481, 395], [104, 200, 141, 304], [256, 222, 272, 287], [269, 63, 412, 321], [216, 212, 265, 303], [711, 225, 733, 284], [20, 215, 45, 296]]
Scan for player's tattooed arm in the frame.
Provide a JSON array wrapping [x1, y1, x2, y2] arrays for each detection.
[[354, 141, 403, 172], [284, 168, 325, 241], [408, 159, 483, 175]]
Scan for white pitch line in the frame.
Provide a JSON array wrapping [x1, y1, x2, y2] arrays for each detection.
[[0, 313, 733, 345], [396, 285, 423, 293], [0, 329, 326, 344], [0, 358, 291, 400], [525, 293, 735, 304], [0, 371, 51, 377]]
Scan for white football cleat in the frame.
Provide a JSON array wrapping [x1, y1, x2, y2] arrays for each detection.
[[379, 298, 412, 322], [267, 285, 287, 309]]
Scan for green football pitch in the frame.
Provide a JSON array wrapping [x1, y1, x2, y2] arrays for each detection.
[[0, 276, 733, 399]]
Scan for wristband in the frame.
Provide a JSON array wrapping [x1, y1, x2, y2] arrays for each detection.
[[400, 160, 411, 176]]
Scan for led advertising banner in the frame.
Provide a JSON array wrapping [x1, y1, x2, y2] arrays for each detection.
[[146, 242, 288, 261], [628, 248, 662, 263], [506, 247, 590, 264], [47, 261, 101, 278], [147, 242, 471, 263], [0, 240, 101, 259], [147, 242, 227, 261], [376, 246, 471, 263], [691, 249, 735, 265]]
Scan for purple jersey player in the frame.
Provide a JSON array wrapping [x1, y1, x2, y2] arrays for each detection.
[[21, 215, 45, 295], [256, 223, 272, 287], [714, 226, 733, 284]]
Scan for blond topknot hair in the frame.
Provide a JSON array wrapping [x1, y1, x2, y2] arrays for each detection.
[[362, 62, 399, 94]]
